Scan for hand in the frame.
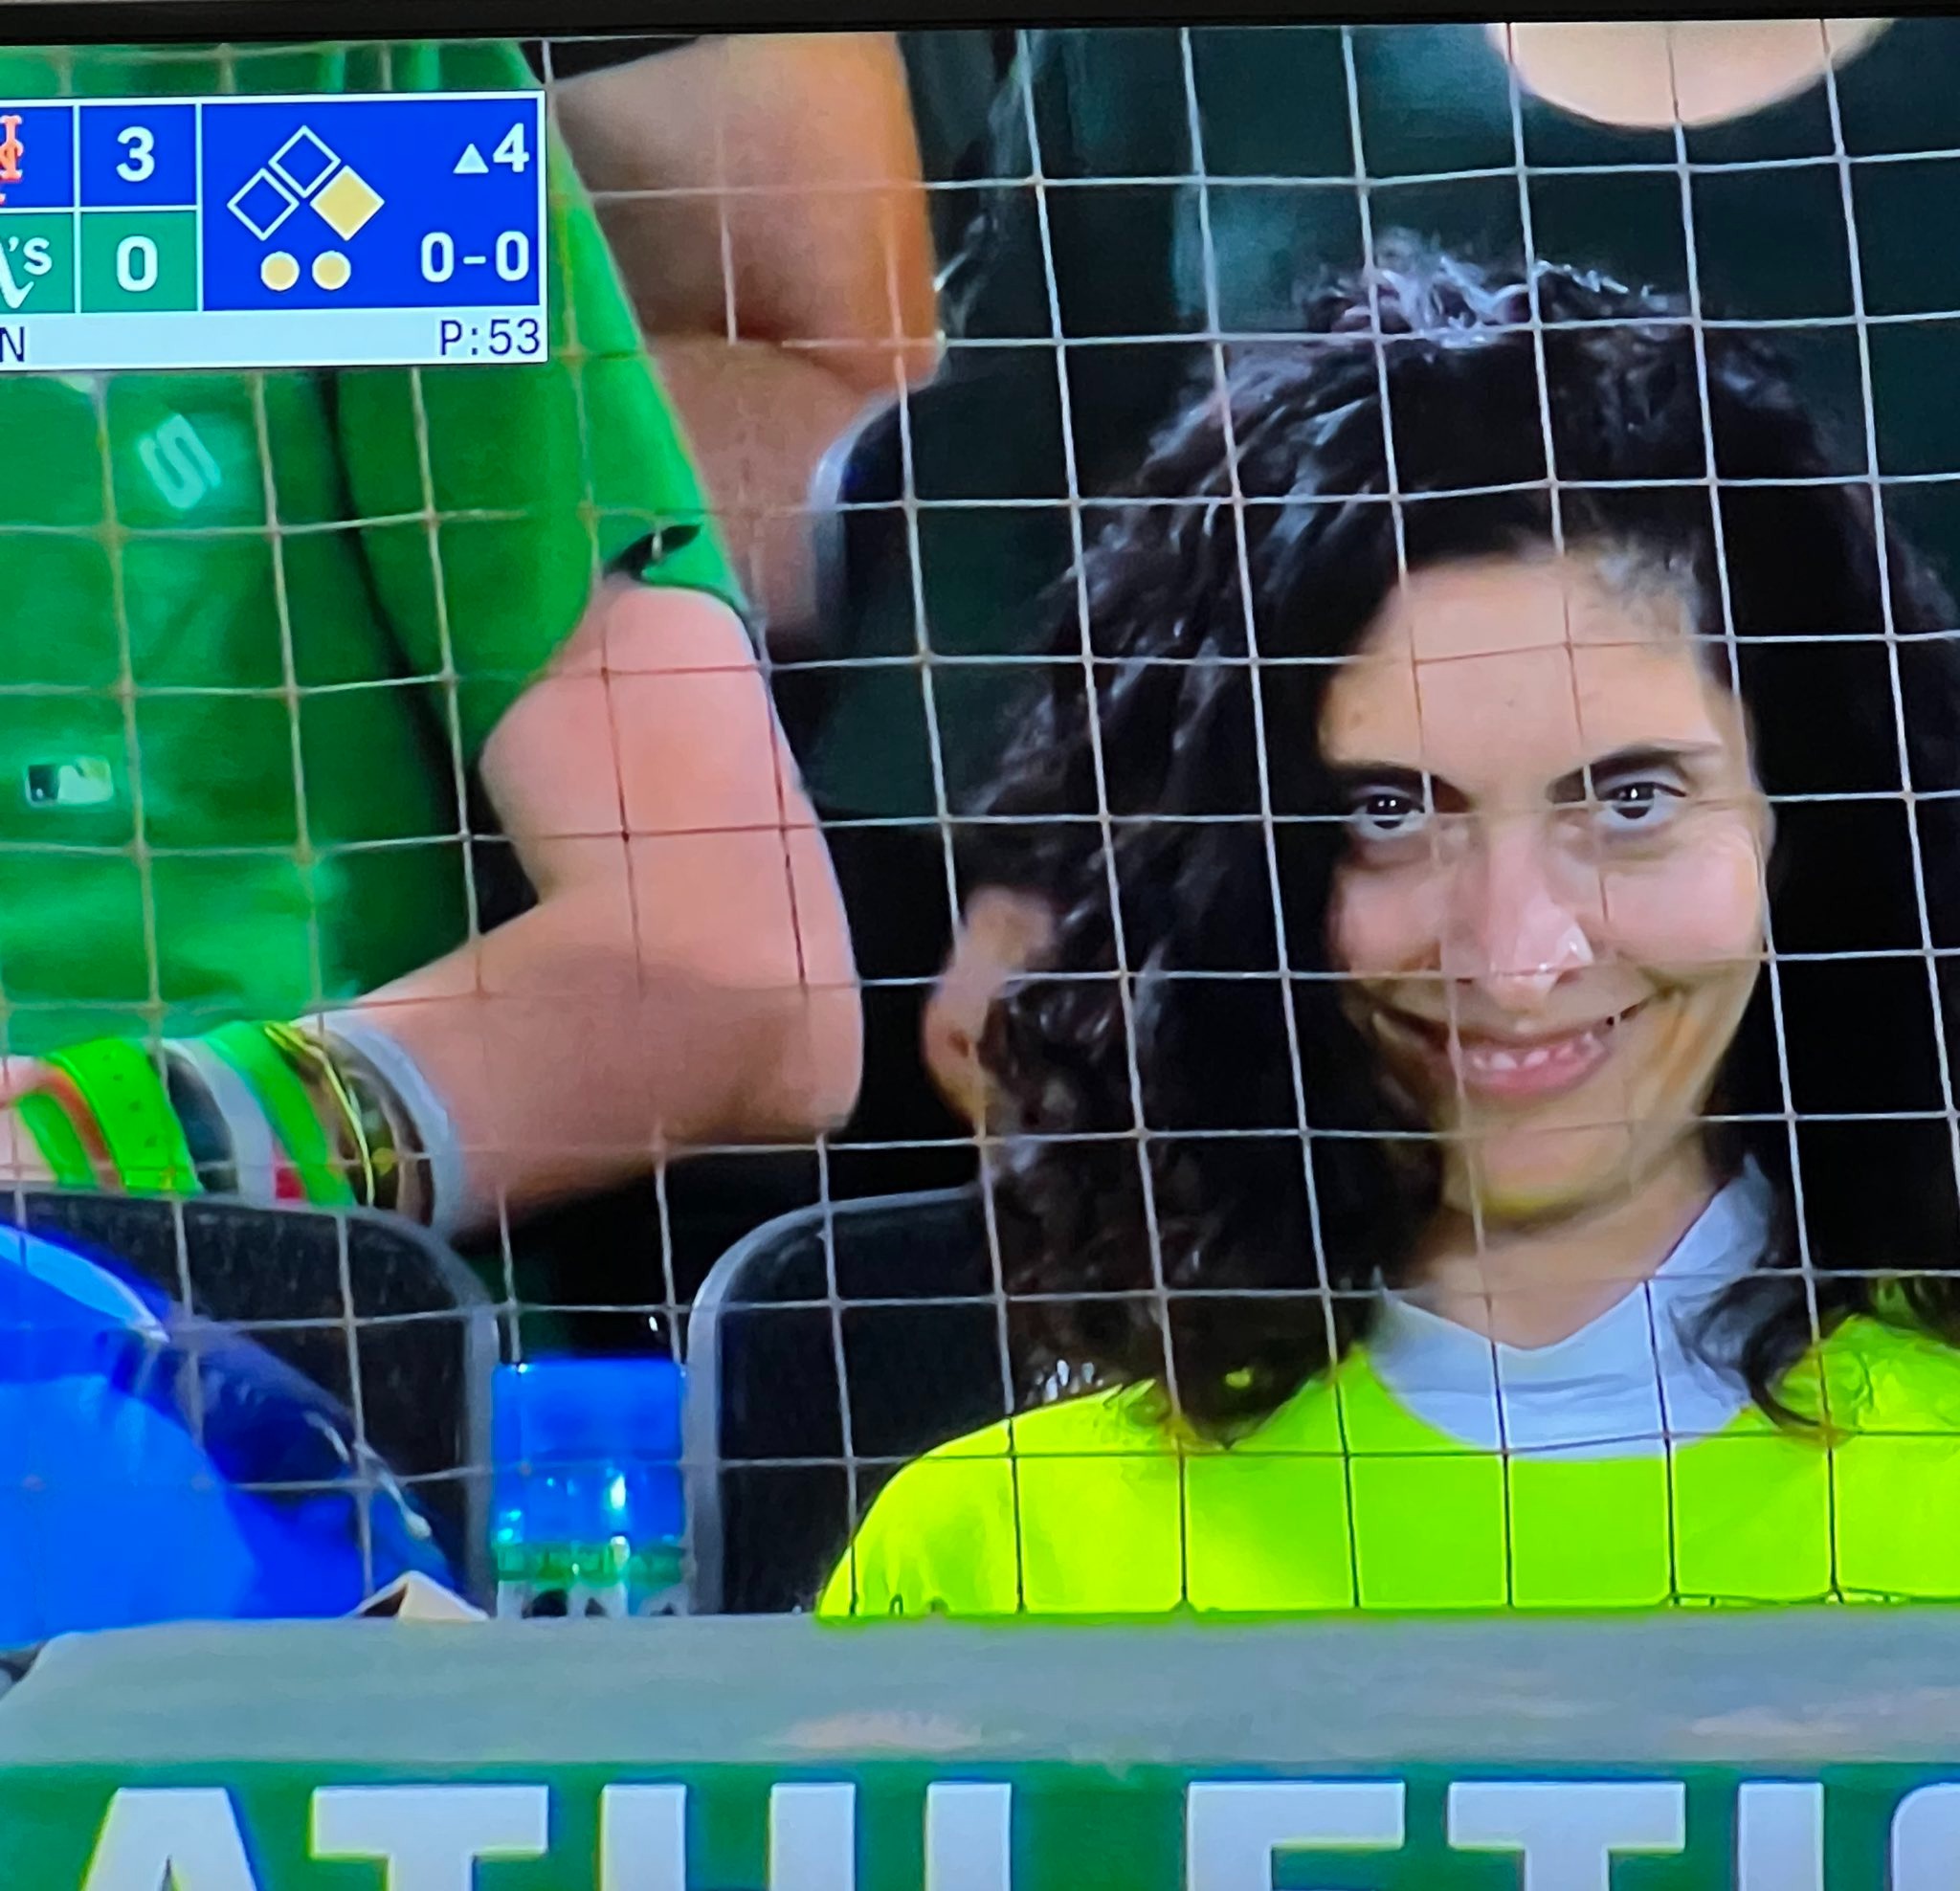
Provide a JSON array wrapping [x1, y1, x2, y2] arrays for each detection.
[[924, 888, 1058, 1130]]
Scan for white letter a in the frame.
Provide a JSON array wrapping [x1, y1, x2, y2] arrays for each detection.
[[82, 1788, 261, 1891]]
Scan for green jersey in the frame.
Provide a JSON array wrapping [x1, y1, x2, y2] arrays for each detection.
[[0, 39, 739, 1055]]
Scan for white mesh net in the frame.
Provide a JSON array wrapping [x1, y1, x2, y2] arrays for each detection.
[[6, 20, 1959, 1624]]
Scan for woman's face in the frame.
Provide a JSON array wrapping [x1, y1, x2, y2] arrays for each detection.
[[1320, 550, 1771, 1224]]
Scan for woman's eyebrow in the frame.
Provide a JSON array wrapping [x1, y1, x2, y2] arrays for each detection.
[[1549, 743, 1724, 800], [1325, 764, 1465, 812], [1326, 763, 1428, 794]]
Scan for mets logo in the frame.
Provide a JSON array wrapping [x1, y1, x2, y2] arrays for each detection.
[[0, 114, 23, 205]]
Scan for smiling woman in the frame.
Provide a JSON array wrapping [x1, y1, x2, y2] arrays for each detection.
[[824, 240, 1960, 1618], [1321, 550, 1773, 1340]]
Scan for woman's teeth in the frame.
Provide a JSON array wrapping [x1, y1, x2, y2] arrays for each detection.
[[1460, 1027, 1605, 1076]]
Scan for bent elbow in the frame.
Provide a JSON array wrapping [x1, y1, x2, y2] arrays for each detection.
[[779, 970, 866, 1139], [711, 884, 864, 1144], [752, 835, 866, 1140]]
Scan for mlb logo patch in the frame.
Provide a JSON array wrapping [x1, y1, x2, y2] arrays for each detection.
[[25, 757, 114, 809]]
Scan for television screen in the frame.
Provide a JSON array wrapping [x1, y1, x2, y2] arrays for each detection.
[[1, 14, 1957, 1635]]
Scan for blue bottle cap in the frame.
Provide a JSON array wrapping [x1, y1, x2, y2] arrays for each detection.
[[491, 1358, 688, 1547], [492, 1356, 684, 1465]]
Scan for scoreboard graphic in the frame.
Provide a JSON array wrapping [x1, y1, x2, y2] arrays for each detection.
[[0, 92, 547, 371]]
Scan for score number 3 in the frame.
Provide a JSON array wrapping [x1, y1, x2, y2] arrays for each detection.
[[116, 124, 155, 184]]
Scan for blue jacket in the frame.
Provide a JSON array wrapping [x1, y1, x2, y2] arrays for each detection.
[[0, 1225, 455, 1643]]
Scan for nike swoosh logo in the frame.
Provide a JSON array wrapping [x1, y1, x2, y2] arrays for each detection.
[[0, 251, 33, 312]]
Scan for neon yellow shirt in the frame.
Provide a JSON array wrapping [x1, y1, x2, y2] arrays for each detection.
[[820, 1314, 1960, 1617]]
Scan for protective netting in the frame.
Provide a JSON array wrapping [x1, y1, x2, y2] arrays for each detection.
[[713, 21, 1960, 1617], [11, 21, 1960, 1625]]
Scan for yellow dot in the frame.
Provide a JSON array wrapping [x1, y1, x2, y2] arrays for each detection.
[[311, 250, 351, 292], [260, 252, 299, 292]]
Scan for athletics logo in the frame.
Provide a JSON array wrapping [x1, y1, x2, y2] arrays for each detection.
[[0, 226, 56, 312]]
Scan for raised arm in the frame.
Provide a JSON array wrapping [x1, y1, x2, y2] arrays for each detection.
[[551, 33, 941, 634]]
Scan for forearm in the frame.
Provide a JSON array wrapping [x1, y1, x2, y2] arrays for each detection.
[[345, 837, 860, 1235], [555, 33, 940, 635], [654, 336, 892, 636]]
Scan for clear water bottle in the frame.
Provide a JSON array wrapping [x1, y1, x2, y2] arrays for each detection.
[[490, 1357, 687, 1619]]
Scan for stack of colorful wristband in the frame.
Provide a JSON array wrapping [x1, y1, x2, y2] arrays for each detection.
[[14, 1024, 436, 1223]]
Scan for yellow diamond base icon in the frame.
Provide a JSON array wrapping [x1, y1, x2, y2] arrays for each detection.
[[312, 166, 383, 241]]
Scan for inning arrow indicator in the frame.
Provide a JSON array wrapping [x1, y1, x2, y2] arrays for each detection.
[[455, 143, 488, 176]]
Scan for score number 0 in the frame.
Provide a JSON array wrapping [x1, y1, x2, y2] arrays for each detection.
[[420, 122, 533, 287]]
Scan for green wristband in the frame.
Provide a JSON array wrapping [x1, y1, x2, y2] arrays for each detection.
[[42, 1037, 200, 1196], [204, 1023, 355, 1208], [14, 1090, 95, 1190]]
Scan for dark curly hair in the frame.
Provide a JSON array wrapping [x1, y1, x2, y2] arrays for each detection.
[[967, 238, 1960, 1437]]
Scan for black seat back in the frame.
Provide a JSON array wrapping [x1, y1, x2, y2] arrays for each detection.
[[0, 1190, 496, 1597], [799, 32, 1212, 824], [685, 1188, 1012, 1613]]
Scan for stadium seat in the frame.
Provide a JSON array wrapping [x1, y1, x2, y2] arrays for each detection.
[[800, 356, 1078, 820], [0, 1190, 497, 1597], [683, 1186, 1014, 1613]]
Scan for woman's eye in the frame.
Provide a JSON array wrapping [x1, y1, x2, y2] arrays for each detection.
[[1347, 790, 1430, 840], [1595, 779, 1684, 830]]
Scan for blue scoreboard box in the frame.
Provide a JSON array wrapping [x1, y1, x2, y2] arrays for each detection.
[[0, 92, 547, 370]]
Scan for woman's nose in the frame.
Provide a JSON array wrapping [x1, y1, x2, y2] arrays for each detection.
[[1447, 825, 1596, 1010]]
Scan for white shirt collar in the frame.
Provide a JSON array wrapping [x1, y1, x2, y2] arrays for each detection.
[[1368, 1165, 1773, 1458]]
